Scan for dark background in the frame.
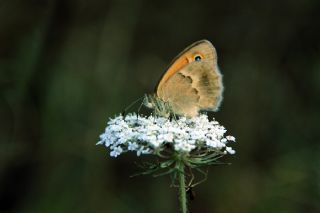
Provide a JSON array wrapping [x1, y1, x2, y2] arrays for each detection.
[[1, 0, 320, 212]]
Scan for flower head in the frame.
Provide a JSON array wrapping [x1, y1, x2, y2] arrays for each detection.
[[97, 114, 235, 163]]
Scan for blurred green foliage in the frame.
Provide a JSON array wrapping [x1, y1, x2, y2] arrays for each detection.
[[1, 0, 320, 212]]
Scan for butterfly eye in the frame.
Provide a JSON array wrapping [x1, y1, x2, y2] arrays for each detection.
[[194, 55, 202, 61]]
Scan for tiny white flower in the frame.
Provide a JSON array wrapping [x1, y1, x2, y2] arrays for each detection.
[[221, 138, 227, 143], [108, 124, 123, 132], [110, 146, 123, 157], [157, 133, 174, 143], [216, 141, 226, 148], [136, 147, 152, 156], [226, 147, 236, 154], [190, 130, 206, 140], [128, 142, 139, 151], [226, 135, 236, 142], [206, 139, 217, 148], [96, 133, 107, 145]]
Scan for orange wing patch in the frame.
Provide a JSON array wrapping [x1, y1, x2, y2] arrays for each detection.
[[157, 56, 189, 89]]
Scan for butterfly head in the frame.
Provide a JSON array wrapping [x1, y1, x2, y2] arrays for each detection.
[[143, 94, 173, 118]]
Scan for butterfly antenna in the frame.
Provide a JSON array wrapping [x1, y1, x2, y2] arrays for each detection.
[[136, 96, 146, 119], [122, 96, 144, 117]]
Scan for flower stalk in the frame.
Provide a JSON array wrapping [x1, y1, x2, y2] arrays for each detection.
[[177, 159, 187, 213]]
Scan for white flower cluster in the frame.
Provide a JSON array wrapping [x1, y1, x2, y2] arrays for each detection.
[[97, 114, 236, 158]]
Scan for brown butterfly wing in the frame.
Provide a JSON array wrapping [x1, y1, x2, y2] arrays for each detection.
[[156, 40, 223, 117], [157, 70, 201, 117]]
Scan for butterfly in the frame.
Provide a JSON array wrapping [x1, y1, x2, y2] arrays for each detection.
[[144, 40, 223, 117]]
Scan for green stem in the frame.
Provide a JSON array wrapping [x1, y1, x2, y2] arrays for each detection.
[[178, 160, 187, 213]]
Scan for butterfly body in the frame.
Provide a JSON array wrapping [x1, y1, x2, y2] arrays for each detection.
[[145, 40, 223, 117]]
